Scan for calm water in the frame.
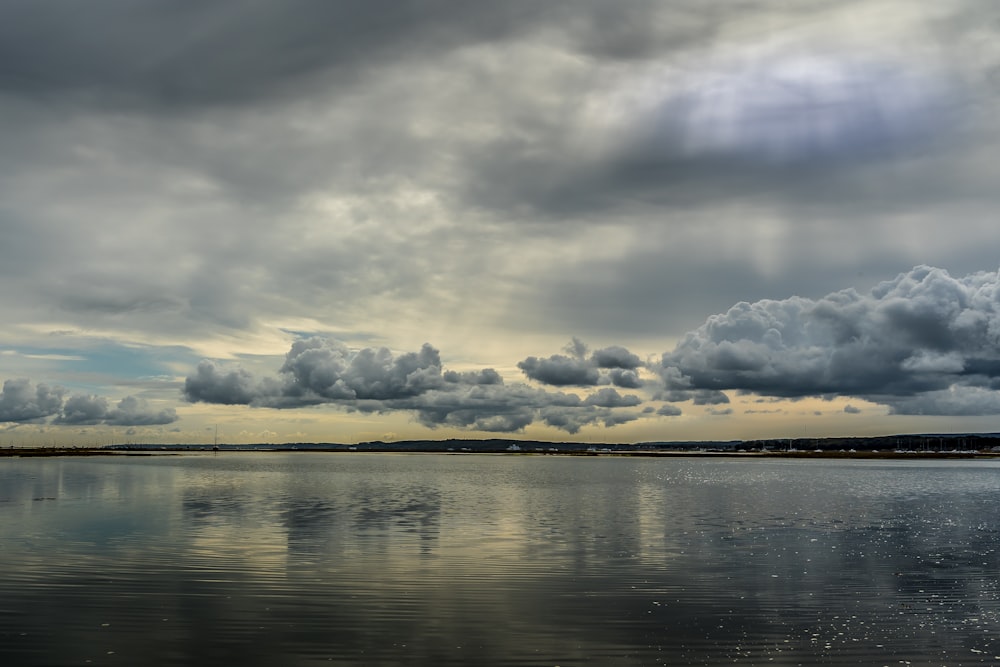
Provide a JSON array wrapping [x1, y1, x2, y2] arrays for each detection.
[[2, 454, 1000, 666]]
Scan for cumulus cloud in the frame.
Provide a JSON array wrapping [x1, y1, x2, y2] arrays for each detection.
[[399, 383, 584, 433], [0, 378, 177, 426], [184, 362, 267, 406], [104, 396, 178, 426], [186, 265, 1000, 433], [583, 387, 642, 408], [56, 395, 111, 425], [55, 394, 177, 426], [0, 379, 64, 422], [517, 355, 601, 387], [185, 340, 461, 408], [659, 266, 1000, 415], [517, 339, 646, 388], [539, 405, 640, 434], [184, 337, 647, 434], [656, 404, 682, 417], [591, 345, 642, 369], [443, 368, 503, 385], [280, 338, 447, 401]]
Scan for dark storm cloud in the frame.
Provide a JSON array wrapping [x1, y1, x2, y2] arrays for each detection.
[[184, 338, 647, 434], [0, 1, 563, 108], [517, 339, 646, 388], [659, 266, 1000, 415], [456, 2, 997, 222], [0, 378, 177, 426], [1, 2, 996, 347], [9, 0, 952, 222], [445, 3, 1000, 343], [0, 0, 831, 108]]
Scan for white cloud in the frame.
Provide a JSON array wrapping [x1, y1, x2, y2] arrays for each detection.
[[659, 266, 1000, 415]]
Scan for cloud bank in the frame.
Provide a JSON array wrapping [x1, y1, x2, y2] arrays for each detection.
[[185, 337, 647, 434], [0, 379, 177, 426], [12, 264, 1000, 436], [183, 266, 1000, 431], [658, 266, 1000, 415]]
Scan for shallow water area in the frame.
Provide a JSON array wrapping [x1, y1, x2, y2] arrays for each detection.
[[2, 453, 1000, 665]]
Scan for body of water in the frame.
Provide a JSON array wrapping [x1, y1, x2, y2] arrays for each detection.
[[2, 453, 1000, 665]]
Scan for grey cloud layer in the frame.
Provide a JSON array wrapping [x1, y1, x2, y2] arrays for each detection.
[[5, 2, 997, 355], [0, 1, 816, 108], [3, 1, 1000, 440], [0, 379, 177, 426], [0, 1, 556, 108]]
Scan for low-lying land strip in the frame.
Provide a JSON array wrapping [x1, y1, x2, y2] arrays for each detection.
[[3, 433, 999, 457]]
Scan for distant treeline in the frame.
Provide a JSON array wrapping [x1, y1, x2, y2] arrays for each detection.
[[4, 433, 999, 457], [742, 433, 999, 452]]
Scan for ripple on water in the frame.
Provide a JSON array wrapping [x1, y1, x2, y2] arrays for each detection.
[[3, 454, 1000, 665]]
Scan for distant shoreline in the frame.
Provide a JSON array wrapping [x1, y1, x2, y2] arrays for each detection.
[[3, 434, 999, 459]]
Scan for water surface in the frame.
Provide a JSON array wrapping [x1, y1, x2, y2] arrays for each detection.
[[2, 453, 1000, 665]]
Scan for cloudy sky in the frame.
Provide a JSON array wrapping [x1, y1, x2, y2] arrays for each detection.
[[3, 1, 1000, 445]]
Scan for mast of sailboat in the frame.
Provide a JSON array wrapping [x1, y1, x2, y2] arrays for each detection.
[[213, 424, 219, 452]]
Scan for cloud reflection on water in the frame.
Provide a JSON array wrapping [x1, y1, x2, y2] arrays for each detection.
[[2, 455, 1000, 665]]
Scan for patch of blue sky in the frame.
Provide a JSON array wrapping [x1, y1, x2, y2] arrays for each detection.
[[2, 342, 197, 394]]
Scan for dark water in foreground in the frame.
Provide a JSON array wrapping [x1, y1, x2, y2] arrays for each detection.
[[2, 454, 1000, 666]]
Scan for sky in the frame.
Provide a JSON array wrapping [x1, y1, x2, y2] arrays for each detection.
[[3, 1, 1000, 445]]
